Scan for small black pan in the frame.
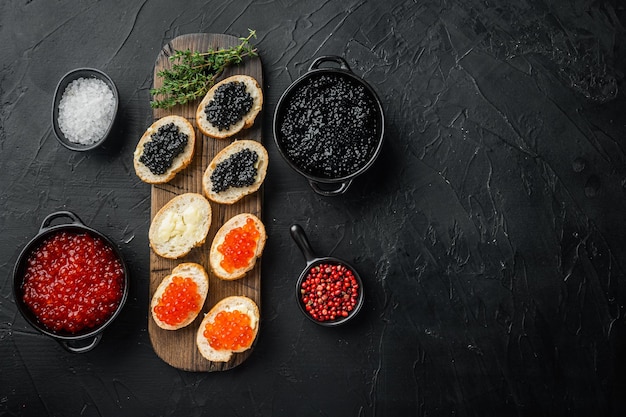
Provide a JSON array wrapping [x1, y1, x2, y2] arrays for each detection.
[[12, 211, 128, 353], [274, 56, 385, 196], [290, 224, 364, 326]]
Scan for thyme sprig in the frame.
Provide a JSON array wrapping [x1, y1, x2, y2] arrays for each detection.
[[150, 29, 258, 109]]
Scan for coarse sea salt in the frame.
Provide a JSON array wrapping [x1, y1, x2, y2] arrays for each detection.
[[57, 77, 115, 145]]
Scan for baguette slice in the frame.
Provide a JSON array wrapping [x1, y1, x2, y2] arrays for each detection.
[[202, 140, 268, 205], [196, 296, 259, 362], [151, 263, 209, 330], [133, 115, 195, 184], [195, 75, 263, 139], [149, 193, 212, 259], [210, 213, 266, 280]]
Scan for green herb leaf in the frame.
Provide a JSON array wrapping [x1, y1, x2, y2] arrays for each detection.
[[150, 29, 258, 109]]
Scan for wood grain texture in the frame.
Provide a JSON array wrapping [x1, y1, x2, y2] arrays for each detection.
[[148, 33, 263, 371]]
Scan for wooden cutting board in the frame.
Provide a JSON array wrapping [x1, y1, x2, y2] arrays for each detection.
[[147, 33, 263, 371]]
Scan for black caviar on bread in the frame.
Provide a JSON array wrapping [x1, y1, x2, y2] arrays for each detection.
[[195, 75, 263, 139], [202, 140, 268, 204], [133, 115, 196, 184]]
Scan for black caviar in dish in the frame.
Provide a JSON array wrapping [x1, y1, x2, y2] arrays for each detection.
[[279, 73, 378, 179], [273, 55, 384, 196]]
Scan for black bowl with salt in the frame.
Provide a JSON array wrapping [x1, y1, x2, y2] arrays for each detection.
[[52, 68, 119, 151]]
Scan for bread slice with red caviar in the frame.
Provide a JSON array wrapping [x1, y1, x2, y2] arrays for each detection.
[[202, 140, 268, 205], [151, 263, 209, 330], [195, 75, 263, 139], [196, 295, 260, 362], [149, 193, 212, 259], [209, 213, 266, 280], [133, 115, 196, 184]]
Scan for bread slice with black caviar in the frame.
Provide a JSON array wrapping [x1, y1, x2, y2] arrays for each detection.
[[133, 115, 195, 184], [202, 139, 268, 205], [195, 75, 263, 139]]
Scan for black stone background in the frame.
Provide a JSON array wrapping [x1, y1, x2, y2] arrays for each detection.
[[1, 1, 626, 416]]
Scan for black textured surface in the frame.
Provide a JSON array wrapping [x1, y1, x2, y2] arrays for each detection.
[[1, 0, 626, 416]]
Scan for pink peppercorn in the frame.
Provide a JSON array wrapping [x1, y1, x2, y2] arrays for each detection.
[[300, 263, 359, 322]]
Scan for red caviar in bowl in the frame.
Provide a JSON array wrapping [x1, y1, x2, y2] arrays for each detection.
[[217, 218, 260, 273], [21, 231, 125, 334], [203, 310, 254, 350], [153, 276, 201, 326]]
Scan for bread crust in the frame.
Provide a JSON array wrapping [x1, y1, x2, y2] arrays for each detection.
[[133, 115, 196, 184], [195, 75, 263, 139], [149, 193, 212, 259], [196, 296, 259, 362], [151, 263, 209, 330], [209, 213, 266, 280], [202, 139, 268, 205]]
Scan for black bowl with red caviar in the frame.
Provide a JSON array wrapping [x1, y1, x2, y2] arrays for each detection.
[[274, 56, 385, 197], [290, 224, 364, 327], [12, 211, 128, 353]]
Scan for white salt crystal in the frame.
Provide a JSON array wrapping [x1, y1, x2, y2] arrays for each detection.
[[57, 77, 116, 145]]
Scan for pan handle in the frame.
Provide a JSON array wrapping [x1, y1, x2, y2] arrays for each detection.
[[290, 224, 319, 264], [39, 211, 84, 233], [308, 55, 351, 72]]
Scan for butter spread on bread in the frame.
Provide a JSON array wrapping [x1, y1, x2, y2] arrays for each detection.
[[149, 193, 212, 259]]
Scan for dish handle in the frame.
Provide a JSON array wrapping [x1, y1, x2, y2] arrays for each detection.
[[308, 179, 352, 197], [58, 334, 102, 354], [39, 211, 84, 233], [308, 55, 351, 73]]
